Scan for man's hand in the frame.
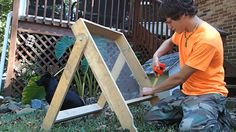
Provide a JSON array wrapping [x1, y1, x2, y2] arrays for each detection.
[[142, 87, 154, 96], [152, 55, 160, 69]]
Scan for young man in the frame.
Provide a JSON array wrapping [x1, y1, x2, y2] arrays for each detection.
[[142, 0, 235, 131]]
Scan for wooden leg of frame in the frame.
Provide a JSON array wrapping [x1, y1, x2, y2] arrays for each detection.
[[41, 37, 88, 130]]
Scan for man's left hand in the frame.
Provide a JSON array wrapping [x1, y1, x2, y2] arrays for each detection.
[[142, 87, 154, 96]]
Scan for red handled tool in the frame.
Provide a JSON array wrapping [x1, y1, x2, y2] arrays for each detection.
[[153, 63, 166, 75], [152, 62, 166, 87]]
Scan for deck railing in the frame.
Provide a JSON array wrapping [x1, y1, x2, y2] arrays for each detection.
[[19, 0, 170, 38], [20, 0, 134, 35], [132, 0, 171, 63]]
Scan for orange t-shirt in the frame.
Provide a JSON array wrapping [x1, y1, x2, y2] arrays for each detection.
[[171, 21, 228, 97]]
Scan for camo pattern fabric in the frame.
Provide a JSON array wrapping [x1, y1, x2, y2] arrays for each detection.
[[144, 89, 235, 132]]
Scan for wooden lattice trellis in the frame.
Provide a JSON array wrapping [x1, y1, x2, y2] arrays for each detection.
[[10, 31, 71, 97], [132, 44, 151, 64]]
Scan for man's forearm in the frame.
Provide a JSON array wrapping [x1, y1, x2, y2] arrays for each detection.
[[153, 65, 197, 94], [154, 38, 174, 58], [153, 74, 183, 93]]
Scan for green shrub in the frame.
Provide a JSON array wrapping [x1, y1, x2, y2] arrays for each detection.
[[21, 75, 46, 104]]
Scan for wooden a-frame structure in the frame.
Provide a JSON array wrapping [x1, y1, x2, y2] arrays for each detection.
[[41, 18, 159, 131]]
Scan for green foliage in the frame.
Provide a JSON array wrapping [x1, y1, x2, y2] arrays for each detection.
[[74, 58, 100, 97], [135, 51, 145, 64], [0, 0, 12, 54], [54, 36, 75, 60], [74, 70, 83, 96], [74, 58, 89, 97], [21, 76, 46, 104], [55, 36, 100, 98], [80, 57, 89, 72], [74, 59, 100, 97], [20, 63, 41, 84]]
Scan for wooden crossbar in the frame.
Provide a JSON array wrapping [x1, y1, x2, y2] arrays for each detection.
[[55, 103, 103, 123], [54, 94, 158, 123]]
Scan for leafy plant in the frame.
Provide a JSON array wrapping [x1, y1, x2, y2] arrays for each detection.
[[17, 62, 41, 85], [21, 75, 46, 104], [74, 60, 100, 97], [55, 36, 100, 97], [54, 36, 75, 60], [74, 58, 88, 97]]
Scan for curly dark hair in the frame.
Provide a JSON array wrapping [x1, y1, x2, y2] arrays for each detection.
[[159, 0, 198, 21]]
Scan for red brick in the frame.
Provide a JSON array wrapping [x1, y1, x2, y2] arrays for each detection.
[[197, 0, 236, 66]]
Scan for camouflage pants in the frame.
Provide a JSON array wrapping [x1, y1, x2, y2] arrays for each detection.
[[144, 89, 234, 132]]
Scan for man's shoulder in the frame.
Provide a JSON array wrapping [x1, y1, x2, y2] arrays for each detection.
[[199, 21, 220, 36], [196, 22, 221, 44]]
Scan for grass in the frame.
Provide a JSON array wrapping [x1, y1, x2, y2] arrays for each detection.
[[0, 103, 177, 132]]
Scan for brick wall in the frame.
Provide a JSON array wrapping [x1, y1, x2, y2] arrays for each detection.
[[196, 0, 236, 66]]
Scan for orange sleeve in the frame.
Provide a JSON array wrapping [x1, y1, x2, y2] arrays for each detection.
[[186, 44, 216, 71], [171, 32, 179, 46]]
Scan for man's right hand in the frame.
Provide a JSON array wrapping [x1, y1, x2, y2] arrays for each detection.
[[152, 55, 160, 70]]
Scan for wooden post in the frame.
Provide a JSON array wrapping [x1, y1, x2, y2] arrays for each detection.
[[41, 34, 88, 130], [4, 0, 20, 95]]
